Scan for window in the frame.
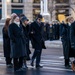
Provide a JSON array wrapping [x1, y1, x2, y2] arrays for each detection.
[[33, 9, 40, 20], [12, 0, 23, 3], [33, 0, 40, 3], [56, 0, 69, 3], [12, 9, 23, 15]]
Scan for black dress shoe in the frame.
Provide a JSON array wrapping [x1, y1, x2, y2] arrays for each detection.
[[36, 65, 43, 68], [31, 60, 34, 66], [31, 62, 34, 66]]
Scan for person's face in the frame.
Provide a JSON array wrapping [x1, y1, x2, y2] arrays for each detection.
[[14, 17, 20, 22], [37, 18, 42, 23], [69, 18, 74, 23], [50, 24, 52, 26], [24, 20, 28, 25]]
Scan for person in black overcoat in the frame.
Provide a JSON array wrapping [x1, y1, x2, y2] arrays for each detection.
[[61, 21, 71, 68], [52, 22, 56, 40], [70, 17, 75, 70], [29, 14, 46, 68], [59, 21, 65, 38], [2, 18, 12, 67], [55, 22, 60, 40], [48, 23, 53, 41], [8, 16, 27, 71], [70, 17, 75, 56], [42, 22, 49, 41], [20, 16, 31, 68]]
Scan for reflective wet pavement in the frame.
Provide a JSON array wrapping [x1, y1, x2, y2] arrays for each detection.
[[0, 43, 75, 75]]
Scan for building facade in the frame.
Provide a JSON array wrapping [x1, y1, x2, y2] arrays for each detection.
[[0, 0, 75, 22]]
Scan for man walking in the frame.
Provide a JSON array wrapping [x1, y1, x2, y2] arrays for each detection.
[[29, 14, 45, 68]]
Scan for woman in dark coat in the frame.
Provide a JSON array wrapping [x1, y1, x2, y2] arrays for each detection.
[[2, 18, 12, 67], [8, 16, 27, 71], [20, 16, 31, 69], [20, 16, 31, 61]]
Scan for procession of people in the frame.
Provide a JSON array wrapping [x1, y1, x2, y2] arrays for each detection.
[[2, 13, 75, 72]]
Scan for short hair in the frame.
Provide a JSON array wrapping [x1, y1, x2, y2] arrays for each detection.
[[37, 14, 43, 19]]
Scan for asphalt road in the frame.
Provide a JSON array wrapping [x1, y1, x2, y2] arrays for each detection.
[[0, 43, 75, 75]]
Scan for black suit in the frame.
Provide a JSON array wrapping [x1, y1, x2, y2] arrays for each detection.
[[29, 21, 45, 66]]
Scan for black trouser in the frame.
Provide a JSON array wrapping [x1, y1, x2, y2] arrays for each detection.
[[13, 57, 23, 71], [32, 49, 42, 66], [5, 57, 12, 65], [65, 59, 69, 66], [62, 40, 70, 66]]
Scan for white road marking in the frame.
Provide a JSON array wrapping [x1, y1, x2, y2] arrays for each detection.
[[0, 63, 72, 72], [0, 55, 72, 72], [27, 65, 73, 72], [59, 56, 64, 59]]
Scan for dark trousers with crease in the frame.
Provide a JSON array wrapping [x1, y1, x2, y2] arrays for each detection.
[[32, 49, 42, 66]]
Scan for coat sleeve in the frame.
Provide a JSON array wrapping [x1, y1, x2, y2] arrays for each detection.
[[2, 28, 8, 39], [61, 27, 66, 37], [59, 24, 63, 36], [29, 23, 35, 37], [8, 25, 16, 42], [70, 24, 75, 48]]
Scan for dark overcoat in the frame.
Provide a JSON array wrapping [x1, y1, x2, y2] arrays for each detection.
[[42, 23, 49, 40], [59, 23, 65, 37], [29, 21, 46, 50], [8, 23, 27, 58], [2, 27, 11, 57], [61, 24, 70, 59], [55, 24, 60, 40], [52, 24, 56, 40], [48, 26, 53, 40], [22, 25, 31, 60], [70, 21, 75, 57]]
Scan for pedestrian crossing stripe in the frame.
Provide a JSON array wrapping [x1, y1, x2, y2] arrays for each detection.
[[28, 66, 72, 72], [0, 63, 72, 72], [0, 55, 73, 72], [41, 59, 63, 62], [59, 56, 64, 59]]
